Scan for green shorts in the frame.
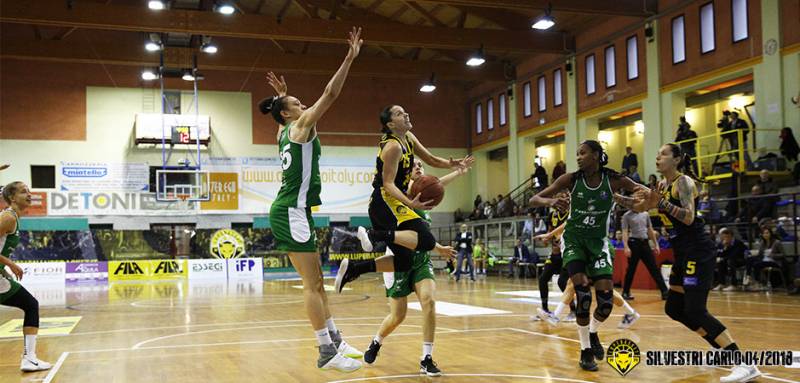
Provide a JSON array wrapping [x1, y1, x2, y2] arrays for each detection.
[[384, 251, 435, 298], [269, 204, 317, 252], [561, 232, 614, 279]]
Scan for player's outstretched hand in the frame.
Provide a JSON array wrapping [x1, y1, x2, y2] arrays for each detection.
[[266, 72, 287, 96], [434, 244, 457, 259]]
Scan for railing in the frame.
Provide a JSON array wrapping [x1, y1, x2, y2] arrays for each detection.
[[675, 128, 786, 181]]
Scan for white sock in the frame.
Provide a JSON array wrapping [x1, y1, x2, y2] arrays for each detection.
[[422, 342, 433, 359], [621, 301, 635, 315], [24, 335, 37, 359], [553, 302, 567, 318], [577, 325, 591, 349], [325, 318, 338, 333], [374, 334, 384, 344], [589, 316, 602, 333], [315, 328, 333, 346]]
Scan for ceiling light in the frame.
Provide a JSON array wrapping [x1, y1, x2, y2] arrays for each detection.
[[201, 37, 218, 54], [466, 45, 485, 67], [182, 70, 195, 81], [532, 3, 555, 30], [216, 3, 235, 15], [419, 73, 436, 93], [141, 69, 158, 81], [148, 0, 165, 10], [145, 41, 162, 52]]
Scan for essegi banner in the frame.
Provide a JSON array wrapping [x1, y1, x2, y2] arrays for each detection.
[[188, 259, 227, 280]]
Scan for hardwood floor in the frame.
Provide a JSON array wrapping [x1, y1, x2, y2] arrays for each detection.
[[1, 274, 798, 382]]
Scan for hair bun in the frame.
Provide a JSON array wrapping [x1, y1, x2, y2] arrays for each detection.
[[258, 96, 278, 115]]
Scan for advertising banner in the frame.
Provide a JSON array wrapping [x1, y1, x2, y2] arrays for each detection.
[[227, 257, 263, 281], [48, 191, 195, 216], [17, 262, 66, 283], [187, 259, 227, 280], [66, 261, 108, 283], [58, 161, 149, 192]]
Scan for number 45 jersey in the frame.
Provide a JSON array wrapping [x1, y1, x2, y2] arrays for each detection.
[[564, 172, 615, 239], [274, 122, 322, 209]]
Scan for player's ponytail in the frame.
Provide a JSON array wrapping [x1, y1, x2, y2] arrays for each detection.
[[379, 105, 397, 134], [667, 143, 706, 183], [258, 96, 288, 125]]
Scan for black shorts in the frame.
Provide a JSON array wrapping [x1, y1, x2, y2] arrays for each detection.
[[670, 242, 715, 291], [545, 254, 564, 272], [368, 189, 422, 230]]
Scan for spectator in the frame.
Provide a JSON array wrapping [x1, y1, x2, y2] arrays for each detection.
[[496, 196, 508, 218], [675, 116, 699, 173], [622, 146, 638, 173], [737, 185, 774, 225], [510, 238, 531, 277], [454, 208, 464, 223], [483, 198, 496, 219], [713, 228, 749, 291], [657, 227, 671, 249], [552, 160, 567, 181], [532, 162, 548, 189], [750, 227, 784, 290], [628, 165, 641, 184], [779, 127, 799, 162], [697, 190, 721, 224], [473, 238, 486, 275], [757, 169, 778, 195], [647, 174, 658, 190], [474, 194, 483, 210], [610, 230, 625, 249], [468, 208, 483, 221], [730, 111, 749, 146], [621, 209, 668, 300]]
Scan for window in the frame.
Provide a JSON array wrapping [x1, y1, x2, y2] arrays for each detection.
[[700, 2, 715, 54], [626, 36, 639, 80], [605, 45, 616, 88], [537, 76, 547, 112], [487, 99, 495, 130], [499, 93, 507, 126], [585, 54, 596, 95], [475, 103, 483, 134], [30, 165, 55, 189], [553, 69, 563, 106], [732, 0, 748, 42], [672, 15, 686, 64], [523, 82, 532, 117]]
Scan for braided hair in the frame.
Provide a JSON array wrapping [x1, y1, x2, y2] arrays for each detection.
[[257, 96, 288, 125], [572, 140, 623, 184], [665, 143, 706, 183]]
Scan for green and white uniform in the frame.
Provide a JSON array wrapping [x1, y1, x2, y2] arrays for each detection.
[[561, 172, 615, 278], [269, 123, 322, 252], [0, 209, 22, 304], [384, 209, 435, 298]]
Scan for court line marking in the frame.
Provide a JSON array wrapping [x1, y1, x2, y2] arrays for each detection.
[[131, 323, 461, 350], [42, 351, 69, 383], [711, 367, 800, 383], [326, 373, 598, 383]]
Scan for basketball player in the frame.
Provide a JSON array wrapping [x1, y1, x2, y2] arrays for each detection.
[[618, 144, 761, 383], [0, 182, 52, 372], [529, 140, 644, 371], [363, 159, 463, 376], [533, 190, 572, 318], [334, 105, 472, 291], [535, 213, 639, 329], [258, 28, 363, 372]]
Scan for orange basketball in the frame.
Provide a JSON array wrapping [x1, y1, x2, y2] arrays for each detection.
[[408, 175, 445, 208]]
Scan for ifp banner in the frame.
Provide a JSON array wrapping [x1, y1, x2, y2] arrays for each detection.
[[227, 258, 263, 281]]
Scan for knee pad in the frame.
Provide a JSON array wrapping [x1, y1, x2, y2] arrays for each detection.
[[594, 289, 613, 320], [574, 284, 592, 320]]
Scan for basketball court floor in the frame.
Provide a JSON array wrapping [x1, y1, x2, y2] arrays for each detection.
[[1, 274, 798, 383]]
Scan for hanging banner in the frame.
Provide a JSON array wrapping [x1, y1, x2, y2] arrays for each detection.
[[47, 191, 196, 216], [58, 161, 149, 192]]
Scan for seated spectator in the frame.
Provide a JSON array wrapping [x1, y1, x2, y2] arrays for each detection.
[[757, 169, 778, 195], [779, 127, 799, 162], [736, 185, 775, 225], [496, 196, 508, 217], [454, 208, 464, 223], [474, 194, 483, 210], [697, 190, 721, 223], [628, 165, 642, 184], [509, 238, 531, 277], [484, 198, 496, 219], [713, 228, 749, 291], [776, 217, 797, 241], [657, 227, 672, 249], [749, 226, 785, 290], [647, 174, 658, 190], [610, 230, 625, 249]]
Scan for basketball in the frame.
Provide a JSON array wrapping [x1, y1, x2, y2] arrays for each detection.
[[408, 175, 445, 208]]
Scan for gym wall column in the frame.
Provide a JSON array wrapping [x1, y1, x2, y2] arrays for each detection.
[[753, 0, 785, 151], [642, 20, 664, 179], [565, 57, 580, 171], [507, 83, 522, 191]]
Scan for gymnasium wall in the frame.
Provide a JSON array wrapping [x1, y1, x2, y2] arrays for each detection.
[[0, 59, 474, 216]]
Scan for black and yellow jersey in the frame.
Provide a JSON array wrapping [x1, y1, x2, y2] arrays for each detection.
[[372, 133, 415, 193], [549, 209, 568, 231], [660, 173, 706, 243]]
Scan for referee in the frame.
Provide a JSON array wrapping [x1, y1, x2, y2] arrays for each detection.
[[621, 210, 669, 300]]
